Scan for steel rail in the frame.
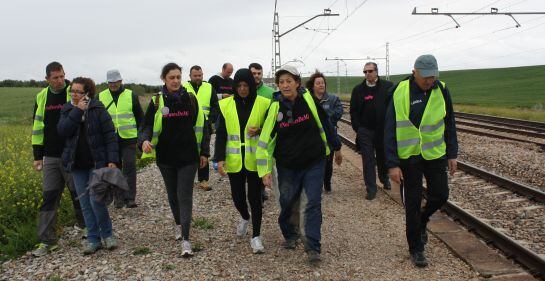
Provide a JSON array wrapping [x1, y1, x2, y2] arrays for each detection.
[[337, 132, 545, 278]]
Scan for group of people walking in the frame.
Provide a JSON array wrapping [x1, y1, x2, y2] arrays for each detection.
[[30, 54, 457, 268]]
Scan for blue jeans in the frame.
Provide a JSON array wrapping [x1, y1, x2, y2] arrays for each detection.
[[72, 169, 113, 244], [277, 159, 325, 253]]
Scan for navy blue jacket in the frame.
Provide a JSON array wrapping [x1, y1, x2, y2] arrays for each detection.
[[384, 76, 458, 169], [58, 99, 119, 171]]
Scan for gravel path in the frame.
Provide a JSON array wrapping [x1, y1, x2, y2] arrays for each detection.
[[1, 150, 480, 280], [337, 118, 545, 189], [457, 133, 545, 189]]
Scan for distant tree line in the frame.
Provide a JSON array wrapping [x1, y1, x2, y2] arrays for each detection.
[[0, 80, 162, 95]]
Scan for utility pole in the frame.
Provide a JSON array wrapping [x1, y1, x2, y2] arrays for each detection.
[[412, 7, 545, 28], [325, 42, 391, 94], [273, 8, 339, 74]]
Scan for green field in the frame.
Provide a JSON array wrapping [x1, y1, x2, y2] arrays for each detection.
[[323, 65, 545, 121], [0, 87, 152, 260]]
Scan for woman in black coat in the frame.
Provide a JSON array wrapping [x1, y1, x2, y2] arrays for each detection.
[[57, 77, 119, 255]]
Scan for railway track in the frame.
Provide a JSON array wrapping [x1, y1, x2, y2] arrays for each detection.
[[337, 119, 545, 278], [339, 102, 545, 149]]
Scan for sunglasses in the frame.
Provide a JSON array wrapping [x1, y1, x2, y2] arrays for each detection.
[[363, 70, 375, 74]]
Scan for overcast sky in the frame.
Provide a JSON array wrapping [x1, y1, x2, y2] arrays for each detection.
[[1, 0, 544, 85]]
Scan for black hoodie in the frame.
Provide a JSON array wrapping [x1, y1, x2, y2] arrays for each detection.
[[214, 69, 257, 162]]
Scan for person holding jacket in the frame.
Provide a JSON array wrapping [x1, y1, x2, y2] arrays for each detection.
[[98, 69, 144, 208], [139, 62, 210, 257], [350, 62, 394, 200], [306, 71, 343, 193], [57, 77, 119, 255], [31, 62, 85, 257], [384, 54, 458, 267], [256, 65, 342, 264], [215, 68, 271, 254]]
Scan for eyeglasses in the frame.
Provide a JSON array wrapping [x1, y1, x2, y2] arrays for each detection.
[[363, 70, 375, 74], [70, 90, 86, 95]]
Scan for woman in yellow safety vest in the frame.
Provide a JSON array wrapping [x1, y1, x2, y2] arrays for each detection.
[[215, 69, 270, 254], [256, 65, 342, 264], [138, 62, 209, 257]]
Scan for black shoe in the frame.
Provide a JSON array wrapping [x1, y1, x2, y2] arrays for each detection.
[[282, 239, 297, 249], [307, 250, 322, 264], [365, 192, 376, 200], [410, 251, 428, 267], [114, 201, 124, 209], [126, 201, 138, 208], [421, 228, 428, 246]]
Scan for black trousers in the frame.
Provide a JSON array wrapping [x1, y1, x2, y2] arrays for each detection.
[[400, 158, 449, 253], [228, 167, 263, 237], [323, 153, 334, 191]]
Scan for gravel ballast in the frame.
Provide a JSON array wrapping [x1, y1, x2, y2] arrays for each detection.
[[1, 151, 480, 280]]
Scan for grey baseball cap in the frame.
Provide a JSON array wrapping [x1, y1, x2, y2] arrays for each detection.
[[414, 54, 439, 77], [275, 65, 300, 78], [106, 69, 123, 83]]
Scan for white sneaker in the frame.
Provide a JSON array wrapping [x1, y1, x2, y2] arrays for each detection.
[[181, 240, 193, 257], [174, 224, 182, 241], [250, 236, 265, 254], [236, 219, 249, 237]]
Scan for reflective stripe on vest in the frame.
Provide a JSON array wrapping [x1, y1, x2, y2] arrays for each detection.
[[393, 80, 447, 160], [218, 95, 271, 173], [31, 86, 71, 145], [98, 89, 137, 139], [183, 82, 213, 119], [141, 92, 205, 159], [255, 90, 330, 178]]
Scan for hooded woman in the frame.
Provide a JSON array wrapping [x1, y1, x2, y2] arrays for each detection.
[[214, 68, 271, 254]]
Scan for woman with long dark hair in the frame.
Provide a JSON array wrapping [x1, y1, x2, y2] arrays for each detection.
[[57, 77, 119, 255], [139, 62, 209, 257]]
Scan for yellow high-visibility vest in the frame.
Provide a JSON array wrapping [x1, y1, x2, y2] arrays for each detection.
[[98, 89, 137, 139], [393, 80, 446, 160], [219, 95, 270, 173], [32, 86, 70, 145]]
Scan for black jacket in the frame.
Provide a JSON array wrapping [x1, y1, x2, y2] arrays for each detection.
[[138, 88, 211, 167], [58, 99, 119, 171], [349, 78, 393, 135], [384, 76, 458, 169]]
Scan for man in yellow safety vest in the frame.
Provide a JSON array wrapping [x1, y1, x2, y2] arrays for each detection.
[[384, 54, 458, 268], [183, 65, 219, 191], [98, 69, 144, 208], [31, 61, 85, 257]]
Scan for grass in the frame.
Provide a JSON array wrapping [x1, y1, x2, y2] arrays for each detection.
[[0, 87, 154, 261], [330, 65, 545, 121], [133, 246, 151, 255], [192, 217, 214, 230], [161, 264, 176, 271]]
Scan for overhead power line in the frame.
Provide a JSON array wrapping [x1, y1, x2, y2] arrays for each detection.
[[412, 7, 545, 28]]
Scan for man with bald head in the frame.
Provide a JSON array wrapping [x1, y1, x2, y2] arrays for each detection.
[[209, 63, 234, 100]]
